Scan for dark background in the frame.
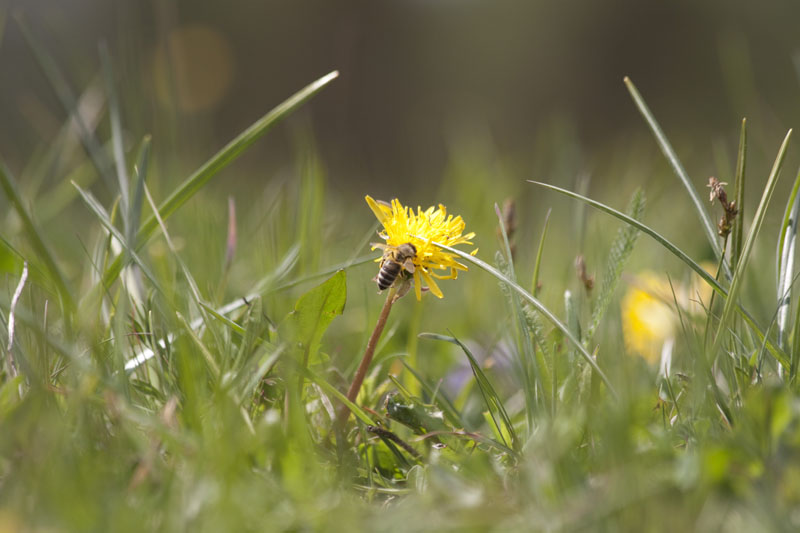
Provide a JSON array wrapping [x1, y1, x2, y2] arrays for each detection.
[[2, 0, 799, 205]]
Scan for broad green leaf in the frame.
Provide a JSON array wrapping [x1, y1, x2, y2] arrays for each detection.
[[283, 270, 346, 368]]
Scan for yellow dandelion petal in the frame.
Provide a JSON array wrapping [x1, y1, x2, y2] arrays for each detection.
[[365, 195, 476, 300], [420, 270, 444, 298], [365, 195, 392, 225], [430, 267, 458, 280]]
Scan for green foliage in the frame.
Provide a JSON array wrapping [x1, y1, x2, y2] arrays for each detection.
[[282, 270, 346, 370], [419, 333, 519, 456]]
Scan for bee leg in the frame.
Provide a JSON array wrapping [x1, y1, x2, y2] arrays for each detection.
[[394, 277, 413, 301]]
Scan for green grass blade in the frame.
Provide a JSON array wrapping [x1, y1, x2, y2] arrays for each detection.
[[712, 130, 792, 360], [101, 70, 339, 288], [16, 15, 115, 192], [731, 119, 747, 268], [36, 140, 105, 225], [564, 289, 581, 343], [624, 77, 726, 272], [399, 360, 463, 428], [0, 163, 74, 312], [71, 182, 163, 296], [528, 180, 789, 368], [531, 208, 551, 296], [305, 367, 374, 426], [777, 181, 800, 352], [777, 166, 800, 281], [0, 293, 79, 363], [419, 332, 519, 455], [128, 136, 151, 248], [175, 311, 220, 379], [239, 343, 284, 404], [142, 182, 225, 369], [495, 203, 540, 427], [421, 237, 617, 396], [586, 188, 645, 342], [99, 42, 130, 233], [198, 301, 247, 337], [791, 289, 800, 382]]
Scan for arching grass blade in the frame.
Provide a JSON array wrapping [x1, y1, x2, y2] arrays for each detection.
[[624, 77, 727, 275]]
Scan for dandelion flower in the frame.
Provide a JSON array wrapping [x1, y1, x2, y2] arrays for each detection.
[[622, 265, 716, 372], [365, 195, 476, 300], [621, 272, 676, 365]]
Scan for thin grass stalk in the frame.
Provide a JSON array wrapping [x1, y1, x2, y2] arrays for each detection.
[[791, 289, 800, 383], [624, 77, 728, 275], [776, 166, 800, 374], [495, 204, 540, 428], [778, 166, 800, 283], [99, 42, 130, 234], [711, 130, 792, 362], [777, 195, 799, 356], [731, 119, 747, 268], [532, 209, 551, 297], [5, 261, 28, 381]]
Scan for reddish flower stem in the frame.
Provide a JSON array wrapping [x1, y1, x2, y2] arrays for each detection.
[[335, 290, 395, 430]]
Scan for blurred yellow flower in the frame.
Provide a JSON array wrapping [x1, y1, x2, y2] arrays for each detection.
[[621, 264, 715, 366], [621, 272, 676, 364], [365, 195, 476, 300]]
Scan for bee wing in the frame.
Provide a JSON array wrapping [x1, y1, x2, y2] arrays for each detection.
[[402, 257, 416, 273]]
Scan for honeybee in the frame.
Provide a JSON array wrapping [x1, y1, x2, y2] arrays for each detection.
[[373, 242, 417, 291]]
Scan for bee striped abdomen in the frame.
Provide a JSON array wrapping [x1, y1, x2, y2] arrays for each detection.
[[377, 260, 402, 290]]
